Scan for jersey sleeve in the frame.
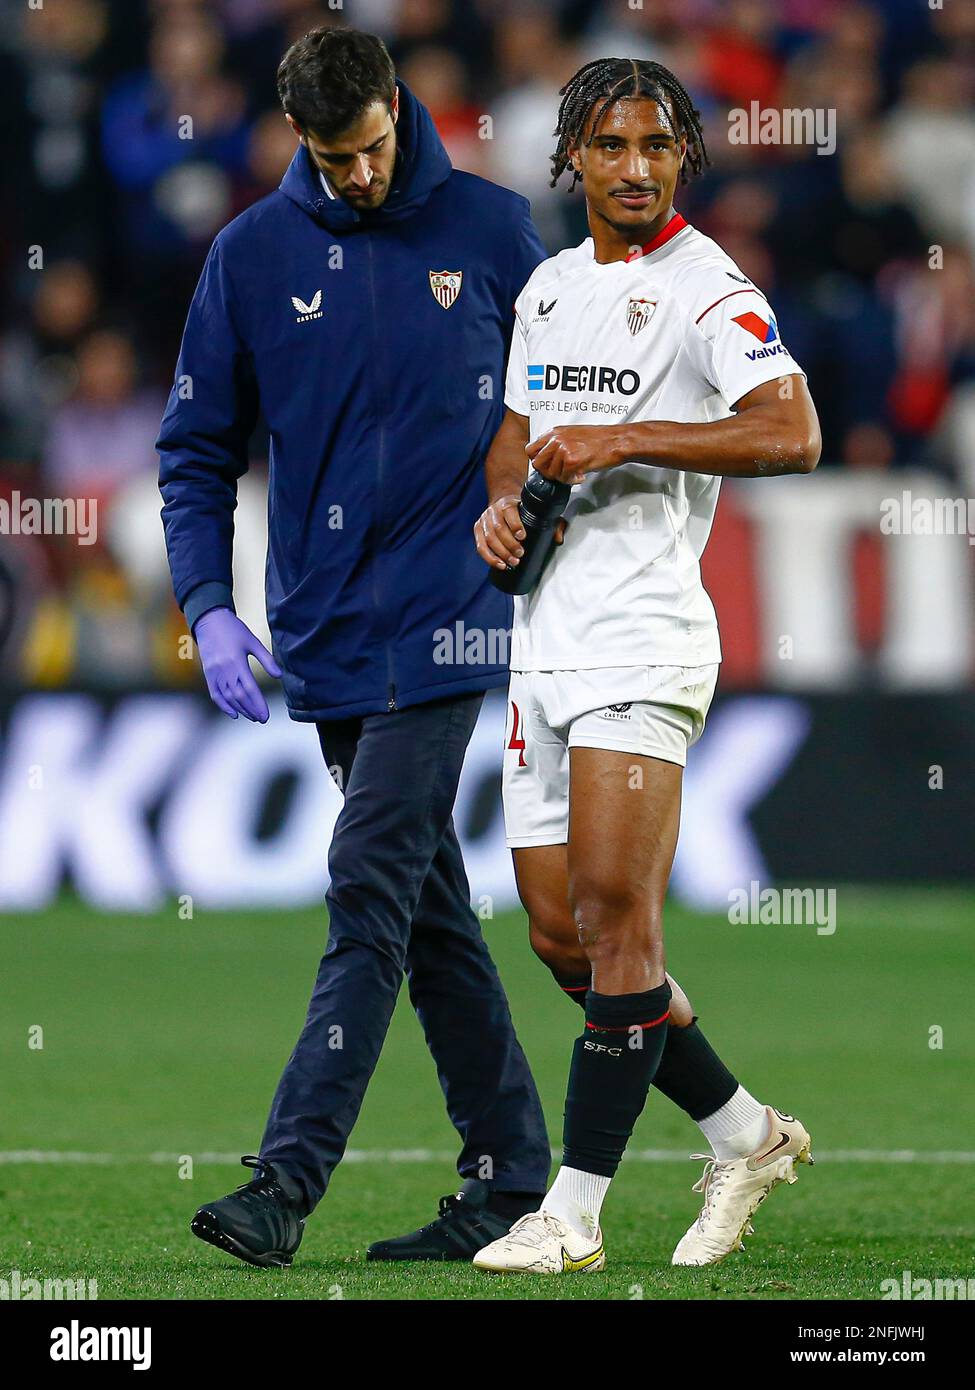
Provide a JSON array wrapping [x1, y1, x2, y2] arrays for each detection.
[[503, 297, 530, 417], [158, 236, 258, 619], [687, 280, 805, 409]]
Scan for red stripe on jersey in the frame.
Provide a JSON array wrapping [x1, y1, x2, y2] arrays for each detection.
[[624, 213, 690, 262], [694, 287, 767, 325]]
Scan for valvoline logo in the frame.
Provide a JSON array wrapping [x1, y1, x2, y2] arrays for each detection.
[[733, 310, 787, 360], [733, 310, 777, 342]]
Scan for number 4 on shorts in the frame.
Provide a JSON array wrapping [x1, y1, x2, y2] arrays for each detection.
[[508, 701, 527, 768]]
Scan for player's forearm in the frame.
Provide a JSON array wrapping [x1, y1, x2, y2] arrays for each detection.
[[485, 413, 531, 502], [612, 406, 820, 478]]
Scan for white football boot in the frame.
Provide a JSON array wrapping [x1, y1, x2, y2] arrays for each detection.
[[473, 1211, 606, 1274], [672, 1106, 813, 1267]]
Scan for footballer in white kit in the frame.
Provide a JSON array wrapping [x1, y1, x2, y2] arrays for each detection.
[[473, 58, 819, 1277], [503, 208, 792, 844]]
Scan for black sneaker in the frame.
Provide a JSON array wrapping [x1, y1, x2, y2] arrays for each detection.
[[191, 1155, 306, 1268], [366, 1179, 542, 1261]]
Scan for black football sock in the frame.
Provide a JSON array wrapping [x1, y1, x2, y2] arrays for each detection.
[[555, 973, 740, 1122], [554, 973, 590, 1010], [651, 1018, 740, 1120], [562, 981, 672, 1178], [486, 1189, 545, 1220]]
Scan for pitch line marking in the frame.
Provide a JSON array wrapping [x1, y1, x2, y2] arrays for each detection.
[[2, 1148, 974, 1166]]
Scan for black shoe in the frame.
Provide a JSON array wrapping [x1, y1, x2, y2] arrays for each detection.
[[191, 1155, 306, 1268], [366, 1179, 542, 1261]]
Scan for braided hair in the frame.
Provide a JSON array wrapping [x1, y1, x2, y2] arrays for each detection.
[[551, 58, 708, 190]]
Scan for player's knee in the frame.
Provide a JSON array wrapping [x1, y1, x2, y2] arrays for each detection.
[[576, 929, 660, 974], [570, 879, 659, 943], [569, 886, 663, 970]]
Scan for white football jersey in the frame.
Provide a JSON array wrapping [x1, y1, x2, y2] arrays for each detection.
[[504, 212, 806, 672]]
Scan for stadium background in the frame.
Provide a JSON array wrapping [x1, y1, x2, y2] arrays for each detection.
[[1, 0, 973, 1301]]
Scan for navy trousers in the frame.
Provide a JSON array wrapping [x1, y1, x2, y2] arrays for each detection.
[[259, 691, 551, 1212]]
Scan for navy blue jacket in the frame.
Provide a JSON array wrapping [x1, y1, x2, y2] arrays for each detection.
[[158, 83, 545, 720]]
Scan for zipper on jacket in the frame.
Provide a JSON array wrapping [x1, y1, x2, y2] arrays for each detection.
[[364, 232, 397, 712]]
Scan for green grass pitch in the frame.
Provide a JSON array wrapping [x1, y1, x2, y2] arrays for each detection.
[[1, 889, 972, 1300]]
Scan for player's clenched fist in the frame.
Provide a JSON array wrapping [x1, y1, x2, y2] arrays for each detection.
[[527, 423, 626, 484], [475, 494, 527, 571]]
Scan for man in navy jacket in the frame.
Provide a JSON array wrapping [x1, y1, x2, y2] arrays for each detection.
[[158, 27, 550, 1267]]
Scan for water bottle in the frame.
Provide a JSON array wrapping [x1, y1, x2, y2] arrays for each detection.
[[490, 471, 571, 596]]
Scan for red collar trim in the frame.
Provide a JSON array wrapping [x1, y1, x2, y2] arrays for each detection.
[[624, 212, 689, 262]]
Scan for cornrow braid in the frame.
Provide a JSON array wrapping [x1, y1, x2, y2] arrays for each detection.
[[550, 57, 708, 190]]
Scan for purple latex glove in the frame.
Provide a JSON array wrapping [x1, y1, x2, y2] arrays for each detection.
[[194, 607, 282, 722]]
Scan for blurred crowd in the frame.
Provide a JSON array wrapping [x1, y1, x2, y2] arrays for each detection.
[[1, 0, 975, 689]]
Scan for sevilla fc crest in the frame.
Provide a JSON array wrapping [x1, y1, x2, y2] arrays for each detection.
[[429, 270, 463, 309], [626, 297, 657, 335]]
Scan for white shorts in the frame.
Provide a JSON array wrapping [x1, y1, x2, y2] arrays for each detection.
[[502, 664, 720, 848]]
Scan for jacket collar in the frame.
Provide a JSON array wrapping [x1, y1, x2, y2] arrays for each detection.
[[278, 80, 453, 232]]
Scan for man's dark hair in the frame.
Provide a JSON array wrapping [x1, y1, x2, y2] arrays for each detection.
[[551, 58, 709, 190], [277, 27, 396, 139]]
